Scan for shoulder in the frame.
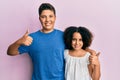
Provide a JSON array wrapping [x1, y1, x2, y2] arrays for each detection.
[[55, 29, 63, 32], [64, 49, 69, 59], [86, 52, 91, 57], [54, 29, 63, 33], [54, 29, 64, 36], [29, 30, 40, 36], [64, 49, 69, 53]]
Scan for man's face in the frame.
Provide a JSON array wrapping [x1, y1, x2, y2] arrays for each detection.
[[39, 10, 56, 33]]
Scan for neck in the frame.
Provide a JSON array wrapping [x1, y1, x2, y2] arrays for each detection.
[[40, 29, 54, 33], [71, 49, 84, 53]]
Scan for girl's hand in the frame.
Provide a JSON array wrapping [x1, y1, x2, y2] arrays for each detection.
[[89, 53, 100, 66]]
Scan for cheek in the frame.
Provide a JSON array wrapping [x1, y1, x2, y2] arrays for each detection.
[[71, 41, 76, 46], [52, 19, 56, 23], [72, 41, 76, 44], [40, 18, 45, 22], [81, 41, 84, 46]]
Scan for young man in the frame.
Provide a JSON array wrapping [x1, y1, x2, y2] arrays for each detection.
[[7, 3, 65, 80]]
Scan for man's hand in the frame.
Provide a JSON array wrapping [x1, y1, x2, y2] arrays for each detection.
[[17, 29, 33, 46]]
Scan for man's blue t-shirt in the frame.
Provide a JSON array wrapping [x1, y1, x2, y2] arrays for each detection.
[[18, 29, 65, 80]]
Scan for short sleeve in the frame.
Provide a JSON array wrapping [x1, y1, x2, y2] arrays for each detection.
[[18, 45, 29, 54], [64, 49, 69, 59]]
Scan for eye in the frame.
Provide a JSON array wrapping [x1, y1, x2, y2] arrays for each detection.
[[40, 15, 46, 18], [72, 38, 76, 41], [79, 39, 82, 41], [49, 15, 53, 18]]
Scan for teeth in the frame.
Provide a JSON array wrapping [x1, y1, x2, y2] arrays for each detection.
[[45, 24, 50, 26], [75, 46, 79, 47], [45, 23, 51, 26]]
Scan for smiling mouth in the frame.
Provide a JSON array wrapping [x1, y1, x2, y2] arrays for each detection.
[[45, 23, 51, 26], [74, 45, 81, 48]]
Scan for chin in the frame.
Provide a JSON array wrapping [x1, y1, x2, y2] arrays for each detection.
[[73, 48, 81, 51]]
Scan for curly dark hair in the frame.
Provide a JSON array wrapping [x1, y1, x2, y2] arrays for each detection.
[[64, 26, 93, 50], [38, 3, 56, 16]]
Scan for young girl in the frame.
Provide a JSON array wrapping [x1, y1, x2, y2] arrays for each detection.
[[64, 26, 100, 80]]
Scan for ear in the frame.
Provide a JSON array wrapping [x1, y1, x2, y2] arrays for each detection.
[[39, 16, 42, 23], [54, 15, 56, 20]]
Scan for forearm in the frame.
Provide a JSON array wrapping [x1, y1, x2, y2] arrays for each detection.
[[92, 64, 101, 80], [7, 40, 21, 56]]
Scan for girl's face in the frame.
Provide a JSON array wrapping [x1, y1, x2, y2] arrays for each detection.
[[39, 10, 56, 33], [71, 32, 83, 50]]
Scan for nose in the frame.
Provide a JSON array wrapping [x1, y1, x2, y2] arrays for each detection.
[[76, 40, 79, 44], [46, 17, 50, 22]]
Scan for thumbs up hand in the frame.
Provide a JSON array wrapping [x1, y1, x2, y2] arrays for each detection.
[[17, 29, 33, 46], [86, 48, 100, 66], [89, 52, 100, 66]]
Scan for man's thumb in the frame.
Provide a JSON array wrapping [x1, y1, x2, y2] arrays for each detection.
[[24, 29, 29, 36]]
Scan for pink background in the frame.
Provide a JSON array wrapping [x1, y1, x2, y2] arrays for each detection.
[[0, 0, 120, 80]]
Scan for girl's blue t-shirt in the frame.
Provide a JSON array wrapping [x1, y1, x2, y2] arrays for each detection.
[[18, 29, 65, 80]]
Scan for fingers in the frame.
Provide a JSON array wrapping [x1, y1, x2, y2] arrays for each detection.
[[89, 54, 100, 65], [24, 36, 33, 46], [20, 29, 33, 46], [96, 52, 100, 57], [87, 48, 101, 65]]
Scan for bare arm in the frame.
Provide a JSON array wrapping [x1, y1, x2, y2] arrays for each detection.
[[88, 52, 101, 80], [92, 63, 101, 80], [7, 30, 33, 56], [7, 40, 21, 56]]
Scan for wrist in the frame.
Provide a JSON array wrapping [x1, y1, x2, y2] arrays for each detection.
[[94, 62, 100, 67], [15, 39, 22, 46]]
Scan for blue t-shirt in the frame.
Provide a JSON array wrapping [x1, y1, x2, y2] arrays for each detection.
[[18, 29, 65, 80]]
